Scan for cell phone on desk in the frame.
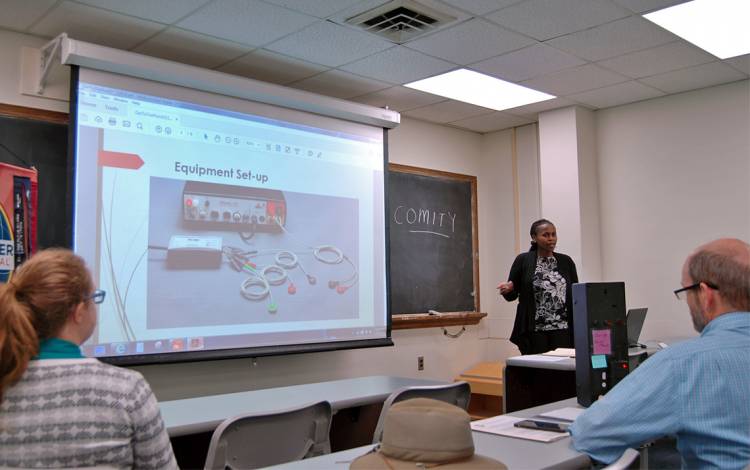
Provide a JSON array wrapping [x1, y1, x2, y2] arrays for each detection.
[[514, 419, 569, 433]]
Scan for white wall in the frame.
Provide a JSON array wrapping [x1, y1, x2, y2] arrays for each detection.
[[538, 107, 584, 265], [575, 108, 603, 282], [595, 80, 750, 341], [480, 125, 540, 360], [0, 30, 69, 113]]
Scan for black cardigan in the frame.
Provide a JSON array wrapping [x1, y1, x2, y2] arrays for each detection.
[[502, 250, 579, 354]]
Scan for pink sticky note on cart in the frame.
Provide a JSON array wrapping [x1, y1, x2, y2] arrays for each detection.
[[592, 329, 612, 355]]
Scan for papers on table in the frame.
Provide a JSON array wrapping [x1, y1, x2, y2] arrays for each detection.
[[510, 354, 569, 363], [542, 348, 576, 357], [471, 415, 569, 443], [536, 407, 585, 422]]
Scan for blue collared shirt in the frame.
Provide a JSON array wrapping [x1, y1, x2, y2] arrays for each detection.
[[569, 312, 750, 470]]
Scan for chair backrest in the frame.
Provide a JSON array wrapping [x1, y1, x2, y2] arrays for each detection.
[[602, 448, 640, 470], [204, 400, 332, 470], [372, 381, 471, 443]]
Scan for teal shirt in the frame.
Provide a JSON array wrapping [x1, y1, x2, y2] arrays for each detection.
[[35, 338, 84, 359]]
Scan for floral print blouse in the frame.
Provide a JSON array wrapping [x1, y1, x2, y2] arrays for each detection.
[[532, 256, 569, 331]]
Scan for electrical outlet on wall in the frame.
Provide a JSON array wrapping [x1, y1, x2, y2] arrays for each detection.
[[417, 356, 424, 371]]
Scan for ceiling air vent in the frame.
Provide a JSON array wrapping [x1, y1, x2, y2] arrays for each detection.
[[346, 0, 457, 43]]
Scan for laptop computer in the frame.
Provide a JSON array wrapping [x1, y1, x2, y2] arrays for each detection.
[[626, 308, 648, 348]]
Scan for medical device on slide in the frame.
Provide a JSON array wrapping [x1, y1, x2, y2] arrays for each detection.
[[165, 235, 223, 269], [182, 181, 286, 232]]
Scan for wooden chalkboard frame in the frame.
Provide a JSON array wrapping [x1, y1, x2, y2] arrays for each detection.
[[0, 103, 69, 125], [388, 163, 485, 330]]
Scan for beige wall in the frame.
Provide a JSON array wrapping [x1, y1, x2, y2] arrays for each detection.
[[595, 80, 750, 341], [0, 30, 69, 113]]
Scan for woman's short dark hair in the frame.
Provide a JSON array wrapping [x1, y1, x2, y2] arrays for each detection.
[[528, 219, 554, 251]]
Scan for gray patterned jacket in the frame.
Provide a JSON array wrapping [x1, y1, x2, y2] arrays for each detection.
[[0, 358, 178, 469]]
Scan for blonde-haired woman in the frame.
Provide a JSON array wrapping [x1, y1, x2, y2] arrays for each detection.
[[0, 249, 177, 469]]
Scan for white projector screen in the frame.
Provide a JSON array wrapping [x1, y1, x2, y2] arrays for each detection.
[[70, 67, 391, 364]]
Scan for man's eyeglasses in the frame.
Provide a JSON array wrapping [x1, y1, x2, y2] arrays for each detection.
[[673, 282, 718, 300], [88, 289, 106, 304]]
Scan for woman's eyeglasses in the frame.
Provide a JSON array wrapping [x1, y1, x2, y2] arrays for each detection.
[[673, 282, 718, 300], [88, 289, 106, 304]]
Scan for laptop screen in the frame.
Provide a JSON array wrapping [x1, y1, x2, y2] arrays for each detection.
[[627, 308, 648, 345]]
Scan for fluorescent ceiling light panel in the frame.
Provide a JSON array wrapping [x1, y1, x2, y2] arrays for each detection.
[[644, 0, 750, 59], [404, 69, 555, 111]]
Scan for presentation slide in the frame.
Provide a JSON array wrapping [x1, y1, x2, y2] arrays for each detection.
[[71, 69, 388, 362]]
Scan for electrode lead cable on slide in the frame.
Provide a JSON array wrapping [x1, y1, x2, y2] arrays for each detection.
[[226, 216, 358, 313]]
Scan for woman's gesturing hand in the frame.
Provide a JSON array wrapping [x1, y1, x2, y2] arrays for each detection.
[[497, 281, 514, 295]]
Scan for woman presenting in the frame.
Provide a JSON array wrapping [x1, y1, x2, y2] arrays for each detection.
[[498, 219, 579, 355]]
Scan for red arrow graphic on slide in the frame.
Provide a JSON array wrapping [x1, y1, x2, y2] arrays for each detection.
[[98, 150, 144, 170]]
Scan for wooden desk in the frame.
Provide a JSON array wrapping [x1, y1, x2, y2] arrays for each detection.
[[455, 361, 504, 419], [267, 397, 590, 470]]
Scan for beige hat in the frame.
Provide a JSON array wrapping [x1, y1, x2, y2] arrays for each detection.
[[350, 398, 507, 469]]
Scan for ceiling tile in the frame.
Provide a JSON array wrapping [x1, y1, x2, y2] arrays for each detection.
[[546, 16, 677, 61], [263, 0, 366, 18], [725, 54, 750, 75], [349, 86, 445, 111], [611, 0, 691, 14], [75, 0, 211, 24], [217, 49, 328, 84], [288, 69, 391, 99], [403, 100, 493, 123], [0, 0, 56, 31], [339, 46, 455, 84], [449, 112, 534, 133], [266, 21, 393, 67], [133, 28, 251, 69], [568, 80, 664, 108], [439, 0, 524, 16], [521, 63, 629, 96], [29, 1, 165, 50], [639, 61, 748, 94], [324, 0, 393, 22], [486, 0, 631, 41], [504, 97, 577, 117], [471, 43, 585, 82], [597, 41, 716, 79], [405, 18, 534, 65], [177, 0, 317, 47]]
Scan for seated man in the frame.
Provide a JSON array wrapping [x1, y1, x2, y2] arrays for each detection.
[[569, 238, 750, 470]]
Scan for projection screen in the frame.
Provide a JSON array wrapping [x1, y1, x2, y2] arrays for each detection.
[[69, 64, 392, 365]]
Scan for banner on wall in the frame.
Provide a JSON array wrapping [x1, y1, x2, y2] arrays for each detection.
[[0, 162, 38, 283]]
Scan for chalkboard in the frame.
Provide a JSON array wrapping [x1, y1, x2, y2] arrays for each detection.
[[0, 107, 70, 249], [388, 164, 479, 315]]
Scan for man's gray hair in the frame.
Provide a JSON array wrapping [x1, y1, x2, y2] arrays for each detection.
[[688, 243, 750, 311]]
